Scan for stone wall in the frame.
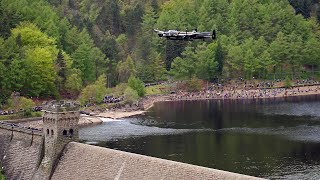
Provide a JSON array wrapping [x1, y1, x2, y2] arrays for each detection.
[[0, 128, 43, 180], [0, 128, 264, 180], [33, 110, 80, 180], [0, 128, 11, 162], [52, 142, 263, 180]]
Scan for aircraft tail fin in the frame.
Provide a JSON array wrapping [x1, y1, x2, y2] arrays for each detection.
[[212, 30, 216, 40]]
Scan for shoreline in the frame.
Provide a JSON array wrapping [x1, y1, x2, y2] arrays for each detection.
[[97, 110, 146, 119], [139, 85, 320, 110], [4, 85, 320, 128]]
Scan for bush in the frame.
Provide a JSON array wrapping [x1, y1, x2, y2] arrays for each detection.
[[24, 108, 33, 117], [112, 83, 128, 97], [0, 163, 5, 179], [124, 87, 139, 105], [284, 76, 292, 88], [186, 76, 203, 92], [78, 74, 107, 105], [128, 76, 146, 97], [19, 97, 35, 110], [146, 84, 167, 95], [6, 95, 35, 112]]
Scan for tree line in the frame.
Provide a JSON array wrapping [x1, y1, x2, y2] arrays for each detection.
[[0, 0, 319, 105]]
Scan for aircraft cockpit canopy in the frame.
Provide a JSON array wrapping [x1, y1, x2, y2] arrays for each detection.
[[166, 30, 179, 36]]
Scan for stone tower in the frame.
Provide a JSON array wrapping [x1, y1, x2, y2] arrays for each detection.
[[33, 100, 80, 180]]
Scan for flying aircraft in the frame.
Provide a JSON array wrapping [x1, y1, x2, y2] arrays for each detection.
[[153, 29, 216, 41]]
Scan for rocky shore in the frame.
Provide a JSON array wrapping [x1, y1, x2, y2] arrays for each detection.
[[98, 110, 146, 119], [93, 85, 320, 120], [138, 84, 320, 109]]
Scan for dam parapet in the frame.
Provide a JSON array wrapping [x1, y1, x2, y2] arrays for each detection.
[[0, 121, 42, 136]]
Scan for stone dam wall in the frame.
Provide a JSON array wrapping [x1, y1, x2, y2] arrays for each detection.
[[51, 142, 263, 180], [0, 124, 43, 180], [0, 122, 263, 180]]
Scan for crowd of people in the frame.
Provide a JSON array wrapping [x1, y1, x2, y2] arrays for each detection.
[[169, 79, 320, 101], [0, 106, 42, 116], [103, 95, 124, 104]]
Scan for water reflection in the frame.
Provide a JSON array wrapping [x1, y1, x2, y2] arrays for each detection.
[[80, 95, 320, 179]]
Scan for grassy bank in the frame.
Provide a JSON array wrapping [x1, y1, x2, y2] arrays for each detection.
[[0, 173, 5, 180], [0, 163, 5, 180]]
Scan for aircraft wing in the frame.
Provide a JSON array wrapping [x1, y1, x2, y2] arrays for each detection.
[[154, 29, 164, 34]]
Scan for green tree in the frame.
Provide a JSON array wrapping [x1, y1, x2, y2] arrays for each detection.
[[215, 41, 224, 76], [24, 47, 58, 97], [195, 42, 218, 81], [65, 69, 83, 96], [151, 52, 167, 81], [64, 27, 81, 55], [124, 87, 139, 105], [135, 7, 159, 82], [122, 3, 144, 38], [199, 0, 229, 34], [7, 95, 35, 113], [6, 22, 59, 97], [94, 74, 108, 103], [72, 43, 95, 83], [269, 32, 289, 76], [136, 7, 157, 62], [226, 44, 244, 77], [7, 59, 26, 92], [117, 55, 136, 83], [156, 0, 199, 30], [55, 50, 66, 91], [186, 76, 203, 92], [259, 50, 273, 79], [78, 74, 107, 105], [170, 46, 197, 79], [0, 61, 9, 102], [10, 22, 56, 48], [128, 76, 145, 97], [80, 0, 102, 24], [284, 76, 292, 88], [303, 36, 320, 76], [92, 47, 107, 80], [287, 32, 303, 78]]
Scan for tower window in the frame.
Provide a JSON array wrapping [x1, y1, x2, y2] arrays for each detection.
[[63, 130, 67, 136], [51, 129, 54, 136], [69, 129, 74, 137], [47, 129, 49, 135]]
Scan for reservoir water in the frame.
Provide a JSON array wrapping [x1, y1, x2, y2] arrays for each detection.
[[80, 95, 320, 179]]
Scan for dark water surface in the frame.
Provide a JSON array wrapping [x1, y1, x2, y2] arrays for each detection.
[[80, 95, 320, 179]]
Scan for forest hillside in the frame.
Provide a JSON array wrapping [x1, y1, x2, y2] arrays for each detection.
[[0, 0, 320, 105]]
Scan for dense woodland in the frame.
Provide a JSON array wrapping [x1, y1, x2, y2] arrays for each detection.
[[0, 0, 320, 105]]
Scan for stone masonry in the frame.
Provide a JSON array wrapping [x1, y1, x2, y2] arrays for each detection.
[[52, 142, 263, 180], [0, 126, 43, 180], [33, 101, 80, 180]]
